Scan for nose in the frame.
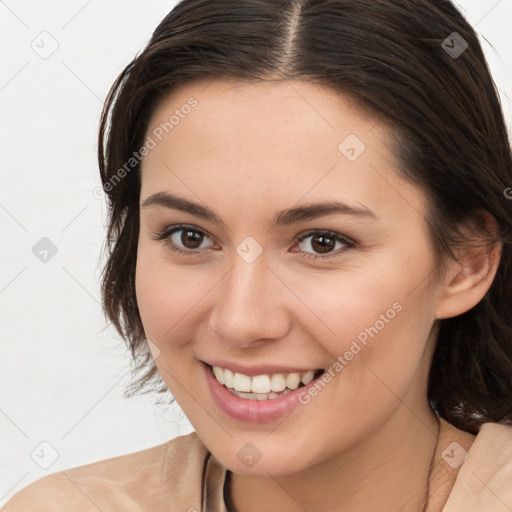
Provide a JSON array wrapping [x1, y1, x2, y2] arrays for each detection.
[[208, 251, 291, 348]]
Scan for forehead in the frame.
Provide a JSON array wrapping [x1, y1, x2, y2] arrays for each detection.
[[145, 79, 377, 157], [140, 79, 426, 222]]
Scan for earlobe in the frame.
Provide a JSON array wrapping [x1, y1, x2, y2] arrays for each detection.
[[435, 214, 502, 320]]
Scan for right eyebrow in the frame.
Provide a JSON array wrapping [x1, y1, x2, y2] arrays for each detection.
[[141, 192, 227, 226]]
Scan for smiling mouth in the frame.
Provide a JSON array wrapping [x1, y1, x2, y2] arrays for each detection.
[[208, 364, 325, 400]]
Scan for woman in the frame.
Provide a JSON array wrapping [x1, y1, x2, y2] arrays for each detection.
[[5, 0, 512, 510]]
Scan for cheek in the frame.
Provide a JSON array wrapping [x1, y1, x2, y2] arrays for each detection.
[[134, 244, 212, 344], [297, 262, 433, 393], [287, 262, 402, 341]]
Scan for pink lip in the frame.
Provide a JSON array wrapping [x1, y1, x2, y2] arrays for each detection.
[[202, 359, 323, 377], [202, 361, 324, 423]]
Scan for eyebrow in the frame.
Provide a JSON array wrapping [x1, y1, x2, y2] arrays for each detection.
[[141, 191, 378, 227]]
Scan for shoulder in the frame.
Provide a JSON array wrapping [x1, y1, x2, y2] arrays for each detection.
[[2, 431, 208, 512], [443, 421, 512, 511]]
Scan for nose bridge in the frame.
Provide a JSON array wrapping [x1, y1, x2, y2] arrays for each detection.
[[209, 249, 289, 346]]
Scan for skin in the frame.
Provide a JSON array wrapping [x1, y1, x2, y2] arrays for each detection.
[[135, 79, 500, 511]]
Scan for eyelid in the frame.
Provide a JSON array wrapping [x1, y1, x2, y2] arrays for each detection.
[[152, 224, 212, 242], [295, 229, 355, 246]]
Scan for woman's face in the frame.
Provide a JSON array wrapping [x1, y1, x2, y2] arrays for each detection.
[[136, 79, 447, 476]]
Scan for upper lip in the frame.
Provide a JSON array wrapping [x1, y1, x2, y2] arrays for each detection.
[[202, 359, 324, 377]]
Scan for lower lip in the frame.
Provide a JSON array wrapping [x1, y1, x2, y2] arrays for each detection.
[[202, 362, 324, 423]]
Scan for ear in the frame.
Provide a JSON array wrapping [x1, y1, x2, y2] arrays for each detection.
[[435, 211, 502, 320]]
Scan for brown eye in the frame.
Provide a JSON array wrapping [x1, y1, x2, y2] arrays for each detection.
[[309, 234, 336, 254], [295, 230, 354, 258], [180, 229, 204, 249], [153, 225, 216, 255]]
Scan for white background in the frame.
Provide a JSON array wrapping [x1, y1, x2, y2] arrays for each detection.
[[1, 0, 511, 506]]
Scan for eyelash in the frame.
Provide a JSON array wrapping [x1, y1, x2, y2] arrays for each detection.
[[151, 224, 357, 260]]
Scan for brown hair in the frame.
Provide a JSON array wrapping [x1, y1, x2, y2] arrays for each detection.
[[98, 0, 512, 434]]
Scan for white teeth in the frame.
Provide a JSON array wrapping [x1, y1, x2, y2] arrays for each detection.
[[211, 365, 321, 395], [223, 368, 234, 388], [233, 372, 252, 392], [228, 388, 294, 400], [301, 370, 315, 385], [251, 375, 271, 394], [212, 366, 224, 385], [271, 373, 286, 392], [285, 373, 301, 390]]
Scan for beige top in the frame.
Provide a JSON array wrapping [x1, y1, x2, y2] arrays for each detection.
[[4, 420, 512, 512]]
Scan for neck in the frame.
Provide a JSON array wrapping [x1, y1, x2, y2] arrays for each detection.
[[227, 405, 445, 512]]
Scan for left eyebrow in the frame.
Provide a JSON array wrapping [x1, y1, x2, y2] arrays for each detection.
[[274, 200, 378, 225], [140, 192, 378, 227]]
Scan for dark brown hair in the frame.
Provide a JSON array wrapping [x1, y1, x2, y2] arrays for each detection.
[[98, 0, 512, 434]]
